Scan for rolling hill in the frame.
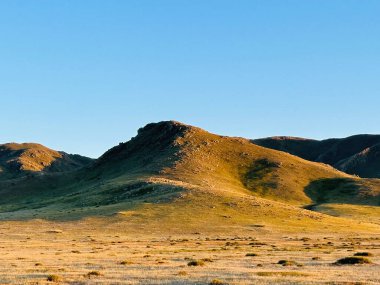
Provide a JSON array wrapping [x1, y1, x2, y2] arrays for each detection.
[[253, 135, 380, 178], [0, 143, 93, 180], [0, 122, 379, 232]]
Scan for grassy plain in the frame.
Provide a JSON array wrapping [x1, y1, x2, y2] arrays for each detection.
[[0, 216, 379, 285]]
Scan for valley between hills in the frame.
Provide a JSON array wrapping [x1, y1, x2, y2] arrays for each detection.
[[0, 121, 379, 285]]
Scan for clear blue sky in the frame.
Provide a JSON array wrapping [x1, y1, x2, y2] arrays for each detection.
[[1, 0, 379, 158]]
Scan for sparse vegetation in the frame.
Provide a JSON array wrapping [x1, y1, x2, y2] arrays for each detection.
[[334, 256, 372, 265], [86, 270, 102, 277], [47, 274, 61, 282], [354, 252, 373, 257], [277, 260, 299, 266], [187, 260, 205, 266]]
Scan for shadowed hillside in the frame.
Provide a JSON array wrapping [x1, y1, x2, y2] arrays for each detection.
[[0, 122, 379, 231], [0, 143, 93, 180], [253, 135, 380, 178]]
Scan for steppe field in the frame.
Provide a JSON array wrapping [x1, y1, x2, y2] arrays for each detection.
[[0, 217, 379, 285]]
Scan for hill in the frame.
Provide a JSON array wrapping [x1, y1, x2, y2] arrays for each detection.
[[0, 143, 93, 180], [253, 135, 380, 178], [0, 121, 379, 233], [91, 121, 378, 206]]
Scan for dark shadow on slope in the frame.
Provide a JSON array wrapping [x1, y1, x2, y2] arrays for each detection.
[[304, 178, 380, 207], [243, 158, 280, 198]]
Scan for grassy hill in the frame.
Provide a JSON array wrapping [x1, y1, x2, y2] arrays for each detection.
[[0, 121, 379, 232], [253, 135, 380, 178]]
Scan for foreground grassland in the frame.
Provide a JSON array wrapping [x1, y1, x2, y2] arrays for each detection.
[[0, 218, 379, 285]]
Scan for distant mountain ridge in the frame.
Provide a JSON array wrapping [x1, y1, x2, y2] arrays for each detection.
[[253, 134, 380, 178]]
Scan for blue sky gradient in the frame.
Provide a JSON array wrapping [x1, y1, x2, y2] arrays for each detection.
[[1, 0, 379, 157]]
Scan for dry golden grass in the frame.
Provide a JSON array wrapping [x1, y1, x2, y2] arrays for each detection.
[[0, 218, 379, 285]]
